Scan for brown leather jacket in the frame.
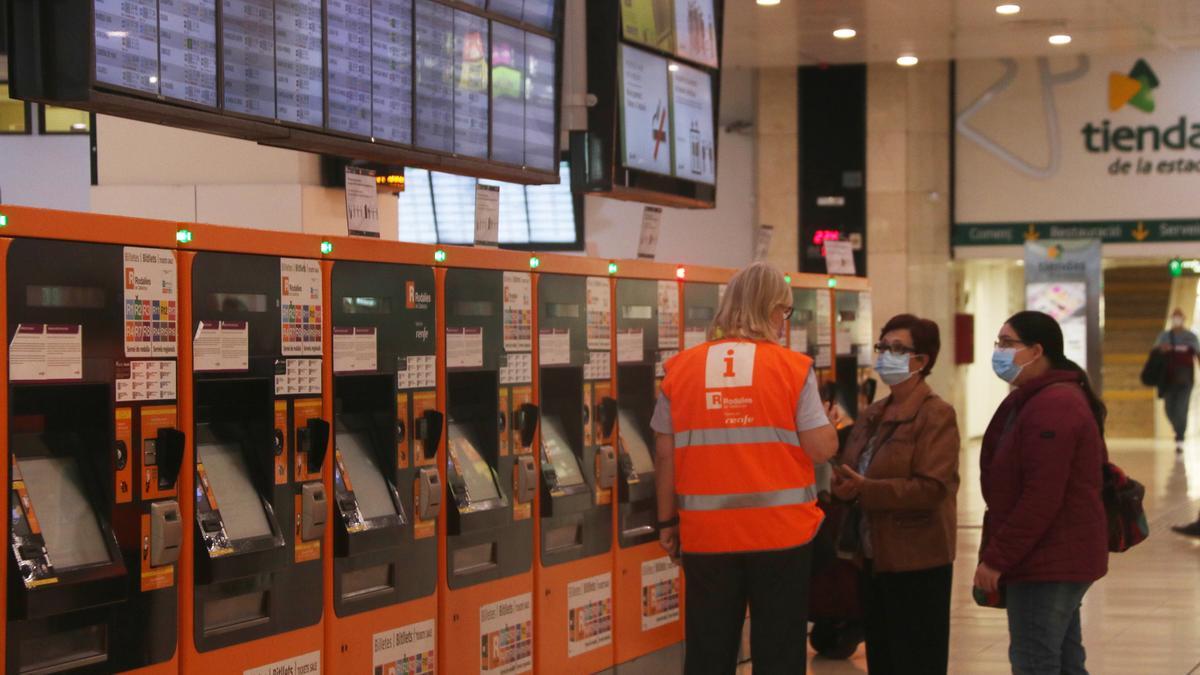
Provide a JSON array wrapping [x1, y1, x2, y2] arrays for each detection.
[[838, 379, 961, 573]]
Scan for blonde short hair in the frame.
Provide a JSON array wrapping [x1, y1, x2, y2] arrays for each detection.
[[708, 261, 791, 343]]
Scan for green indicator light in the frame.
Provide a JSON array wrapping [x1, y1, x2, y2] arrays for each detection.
[[434, 249, 447, 263], [827, 277, 838, 288], [784, 274, 792, 284], [320, 240, 334, 255], [175, 228, 193, 244], [608, 262, 619, 275], [1169, 258, 1184, 277], [529, 255, 540, 269], [0, 214, 8, 227]]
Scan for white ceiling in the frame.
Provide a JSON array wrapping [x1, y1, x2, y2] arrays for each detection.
[[723, 0, 1200, 67]]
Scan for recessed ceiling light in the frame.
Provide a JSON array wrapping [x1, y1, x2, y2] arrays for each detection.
[[1048, 34, 1072, 45], [832, 28, 857, 39], [896, 54, 919, 67], [756, 0, 781, 6], [995, 4, 1020, 15], [668, 63, 679, 72]]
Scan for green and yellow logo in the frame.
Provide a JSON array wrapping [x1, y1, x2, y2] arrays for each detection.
[[1109, 59, 1159, 113]]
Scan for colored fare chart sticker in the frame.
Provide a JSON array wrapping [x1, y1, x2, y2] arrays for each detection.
[[281, 257, 323, 356], [640, 556, 680, 631], [480, 593, 532, 674], [123, 247, 178, 357], [373, 619, 436, 675], [567, 573, 613, 657]]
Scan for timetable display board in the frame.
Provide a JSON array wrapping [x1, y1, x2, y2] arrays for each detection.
[[620, 0, 716, 67], [11, 0, 564, 183]]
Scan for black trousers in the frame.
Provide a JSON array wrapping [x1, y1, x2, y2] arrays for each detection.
[[861, 561, 953, 675], [681, 544, 812, 675]]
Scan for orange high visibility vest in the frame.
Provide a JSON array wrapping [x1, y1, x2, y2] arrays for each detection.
[[661, 339, 822, 554]]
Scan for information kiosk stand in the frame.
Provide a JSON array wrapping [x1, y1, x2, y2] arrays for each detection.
[[789, 274, 838, 386], [832, 277, 875, 419]]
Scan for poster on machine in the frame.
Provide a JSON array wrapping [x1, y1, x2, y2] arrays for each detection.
[[9, 324, 83, 381], [567, 573, 613, 657], [657, 280, 679, 347], [503, 272, 533, 353], [373, 619, 436, 675], [123, 247, 177, 357], [242, 650, 321, 675], [815, 291, 833, 345], [480, 593, 533, 675], [640, 557, 680, 631], [280, 258, 323, 356], [586, 277, 612, 350], [1024, 239, 1102, 387]]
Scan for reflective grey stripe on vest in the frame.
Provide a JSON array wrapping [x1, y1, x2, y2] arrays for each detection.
[[678, 485, 819, 512], [674, 426, 801, 449]]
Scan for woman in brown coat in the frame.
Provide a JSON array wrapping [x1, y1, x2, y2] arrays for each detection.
[[832, 314, 961, 675]]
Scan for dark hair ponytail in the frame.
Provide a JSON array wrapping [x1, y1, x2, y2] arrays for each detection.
[[1006, 310, 1107, 436]]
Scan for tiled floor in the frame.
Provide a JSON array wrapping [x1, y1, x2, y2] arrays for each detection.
[[745, 437, 1200, 674]]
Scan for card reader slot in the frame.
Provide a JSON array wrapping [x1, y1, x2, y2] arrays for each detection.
[[452, 542, 498, 576], [202, 589, 270, 637], [341, 563, 394, 602]]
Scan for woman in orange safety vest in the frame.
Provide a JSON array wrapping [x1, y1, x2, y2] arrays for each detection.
[[651, 261, 839, 675]]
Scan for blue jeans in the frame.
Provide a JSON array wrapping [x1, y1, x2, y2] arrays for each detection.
[[1006, 581, 1091, 675]]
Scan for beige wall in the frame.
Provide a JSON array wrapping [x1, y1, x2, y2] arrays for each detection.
[[754, 68, 799, 274]]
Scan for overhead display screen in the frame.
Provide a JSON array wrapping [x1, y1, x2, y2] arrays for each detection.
[[68, 0, 563, 181], [670, 63, 715, 184], [619, 44, 672, 176], [620, 0, 717, 68]]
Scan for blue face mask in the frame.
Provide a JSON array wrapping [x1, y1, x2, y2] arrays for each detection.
[[874, 351, 915, 386], [992, 347, 1026, 383]]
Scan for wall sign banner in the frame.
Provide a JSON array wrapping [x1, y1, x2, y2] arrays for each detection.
[[1024, 240, 1102, 391], [956, 52, 1200, 241]]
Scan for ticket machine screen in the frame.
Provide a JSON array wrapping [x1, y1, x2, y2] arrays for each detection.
[[447, 422, 502, 508], [198, 442, 273, 541], [336, 431, 398, 521], [617, 410, 655, 476], [540, 416, 584, 488], [17, 454, 110, 570]]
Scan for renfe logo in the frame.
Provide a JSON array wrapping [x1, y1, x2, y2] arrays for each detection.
[[406, 281, 416, 309], [1109, 59, 1158, 113]]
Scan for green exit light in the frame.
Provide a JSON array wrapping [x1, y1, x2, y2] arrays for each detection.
[[1170, 258, 1184, 277], [784, 274, 792, 284], [434, 249, 447, 263], [529, 255, 540, 269], [175, 228, 193, 244], [0, 214, 8, 227], [608, 262, 618, 275], [320, 240, 334, 255], [827, 277, 838, 288]]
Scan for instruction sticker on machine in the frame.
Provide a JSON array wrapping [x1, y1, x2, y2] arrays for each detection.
[[657, 281, 680, 347], [333, 326, 377, 373], [502, 272, 532, 352], [123, 247, 177, 357], [586, 277, 612, 350], [281, 258, 323, 356], [193, 321, 248, 371], [447, 327, 484, 368], [243, 650, 321, 675], [616, 329, 644, 363], [567, 573, 613, 657], [480, 593, 532, 674], [538, 328, 571, 365], [10, 324, 82, 381], [373, 619, 435, 675], [816, 291, 833, 345], [115, 360, 177, 402], [640, 557, 680, 631]]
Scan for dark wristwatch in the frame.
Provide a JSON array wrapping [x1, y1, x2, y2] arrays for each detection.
[[656, 516, 679, 530]]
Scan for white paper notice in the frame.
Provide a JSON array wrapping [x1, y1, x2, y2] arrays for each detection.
[[475, 183, 500, 247], [567, 573, 613, 657], [640, 557, 680, 631], [447, 327, 484, 368], [656, 281, 679, 348], [754, 224, 774, 261], [856, 293, 873, 346], [242, 651, 320, 675], [824, 240, 856, 275], [398, 355, 437, 390], [586, 277, 612, 351], [637, 206, 662, 260], [499, 352, 533, 386], [193, 321, 249, 372], [836, 329, 853, 356], [584, 351, 611, 381], [539, 329, 571, 366], [503, 272, 533, 353], [789, 327, 808, 354], [480, 593, 532, 675], [616, 329, 645, 363], [372, 619, 436, 675], [116, 360, 178, 402], [10, 324, 83, 381], [683, 328, 706, 349], [123, 247, 178, 358], [345, 166, 380, 238], [275, 358, 322, 396], [281, 258, 323, 357], [333, 326, 377, 373], [816, 292, 833, 345]]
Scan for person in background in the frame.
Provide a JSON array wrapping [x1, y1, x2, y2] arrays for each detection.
[[976, 311, 1108, 675], [1156, 308, 1200, 454], [650, 261, 839, 675], [832, 314, 961, 675]]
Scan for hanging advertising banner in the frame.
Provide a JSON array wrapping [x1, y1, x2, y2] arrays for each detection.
[[1024, 240, 1102, 390], [956, 51, 1200, 246]]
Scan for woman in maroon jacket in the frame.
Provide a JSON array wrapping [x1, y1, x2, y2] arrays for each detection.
[[975, 311, 1108, 675]]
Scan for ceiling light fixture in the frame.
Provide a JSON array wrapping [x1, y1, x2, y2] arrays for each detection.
[[995, 4, 1020, 15], [896, 54, 919, 67], [756, 0, 780, 6], [832, 28, 857, 39], [1048, 34, 1072, 45]]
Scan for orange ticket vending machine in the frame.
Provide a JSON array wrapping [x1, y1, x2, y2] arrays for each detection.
[[437, 249, 539, 675], [0, 207, 185, 674], [177, 226, 330, 674], [831, 276, 875, 419], [789, 274, 839, 390], [323, 241, 443, 674], [612, 262, 685, 672], [531, 255, 619, 673]]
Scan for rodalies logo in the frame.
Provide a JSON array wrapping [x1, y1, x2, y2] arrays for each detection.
[[1108, 59, 1158, 113]]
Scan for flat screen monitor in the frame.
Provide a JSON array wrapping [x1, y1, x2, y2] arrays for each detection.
[[618, 44, 672, 177], [669, 62, 715, 184], [540, 416, 584, 487], [198, 442, 273, 541], [336, 431, 398, 521], [17, 454, 112, 571], [617, 409, 655, 475], [446, 422, 502, 506]]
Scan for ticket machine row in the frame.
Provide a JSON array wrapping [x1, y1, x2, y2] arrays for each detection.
[[0, 206, 868, 675]]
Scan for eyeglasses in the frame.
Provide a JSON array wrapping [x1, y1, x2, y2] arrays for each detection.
[[873, 342, 916, 355], [994, 338, 1027, 349], [780, 305, 794, 321]]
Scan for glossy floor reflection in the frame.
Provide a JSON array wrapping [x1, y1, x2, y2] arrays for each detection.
[[740, 437, 1200, 674]]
